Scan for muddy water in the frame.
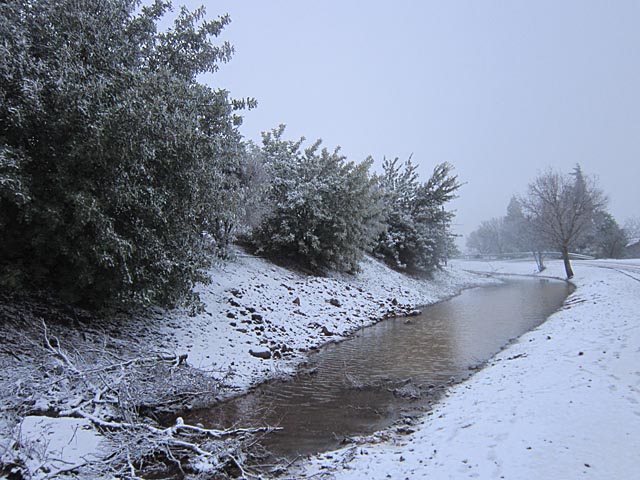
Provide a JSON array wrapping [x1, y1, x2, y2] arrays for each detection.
[[186, 277, 572, 458]]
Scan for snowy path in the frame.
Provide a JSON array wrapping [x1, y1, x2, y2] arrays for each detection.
[[581, 259, 640, 283], [300, 260, 640, 479]]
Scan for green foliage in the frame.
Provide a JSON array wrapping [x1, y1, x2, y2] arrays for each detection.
[[577, 211, 628, 259], [0, 0, 246, 309], [374, 157, 460, 274], [251, 126, 383, 273]]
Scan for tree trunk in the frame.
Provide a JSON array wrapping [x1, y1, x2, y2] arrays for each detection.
[[532, 250, 545, 272], [561, 245, 574, 279]]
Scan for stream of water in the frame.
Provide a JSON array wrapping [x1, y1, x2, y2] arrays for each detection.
[[185, 277, 572, 458]]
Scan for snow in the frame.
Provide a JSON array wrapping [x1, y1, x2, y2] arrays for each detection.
[[0, 251, 495, 478], [6, 253, 637, 478], [298, 259, 640, 479], [625, 237, 640, 248], [155, 252, 496, 393], [4, 417, 103, 479]]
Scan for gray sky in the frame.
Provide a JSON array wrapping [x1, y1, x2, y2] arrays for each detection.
[[164, 1, 640, 243]]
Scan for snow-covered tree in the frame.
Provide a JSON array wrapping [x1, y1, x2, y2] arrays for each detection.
[[467, 197, 548, 270], [251, 126, 383, 273], [502, 197, 527, 252], [0, 0, 247, 309], [374, 158, 460, 274], [505, 196, 550, 270], [521, 165, 606, 278], [593, 213, 628, 259], [623, 217, 640, 239], [576, 211, 628, 259], [234, 142, 272, 236]]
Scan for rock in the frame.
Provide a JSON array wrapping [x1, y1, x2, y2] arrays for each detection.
[[226, 312, 236, 319], [320, 326, 334, 336], [391, 298, 398, 305], [177, 353, 188, 365], [249, 348, 271, 359], [293, 297, 301, 306], [251, 313, 263, 322], [328, 298, 341, 307], [396, 426, 416, 435]]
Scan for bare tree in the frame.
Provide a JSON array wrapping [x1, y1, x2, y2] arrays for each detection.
[[503, 196, 549, 271], [521, 165, 606, 278], [466, 217, 506, 255], [623, 217, 640, 239]]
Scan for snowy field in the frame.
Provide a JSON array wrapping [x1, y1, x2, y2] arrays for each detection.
[[298, 259, 640, 479]]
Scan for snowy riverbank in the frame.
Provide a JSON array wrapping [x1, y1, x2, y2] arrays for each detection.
[[153, 253, 498, 394], [298, 259, 640, 479], [0, 252, 495, 478]]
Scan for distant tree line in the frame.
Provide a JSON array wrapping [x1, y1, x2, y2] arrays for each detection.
[[467, 165, 628, 278], [0, 0, 460, 311]]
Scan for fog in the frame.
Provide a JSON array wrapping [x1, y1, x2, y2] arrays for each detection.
[[162, 1, 640, 243]]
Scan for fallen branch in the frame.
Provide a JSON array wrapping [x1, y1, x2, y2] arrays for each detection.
[[42, 319, 82, 376], [73, 410, 281, 440], [169, 419, 282, 439], [24, 320, 278, 477]]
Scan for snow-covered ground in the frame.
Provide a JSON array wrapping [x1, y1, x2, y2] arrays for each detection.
[[0, 252, 495, 478], [299, 259, 640, 479], [7, 254, 637, 479], [153, 252, 497, 393]]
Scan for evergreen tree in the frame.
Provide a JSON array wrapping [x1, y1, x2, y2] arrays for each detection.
[[374, 158, 460, 274], [0, 0, 247, 309], [577, 211, 628, 259], [251, 126, 383, 273]]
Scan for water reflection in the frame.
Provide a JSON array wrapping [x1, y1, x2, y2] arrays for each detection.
[[186, 277, 571, 457]]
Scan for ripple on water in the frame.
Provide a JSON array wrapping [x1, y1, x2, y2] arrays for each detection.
[[185, 277, 572, 458]]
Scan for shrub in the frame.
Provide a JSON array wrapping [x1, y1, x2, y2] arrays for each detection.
[[251, 126, 383, 273], [374, 158, 460, 274], [0, 0, 246, 309]]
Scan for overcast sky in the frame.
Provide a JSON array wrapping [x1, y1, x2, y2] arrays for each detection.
[[162, 1, 640, 244]]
